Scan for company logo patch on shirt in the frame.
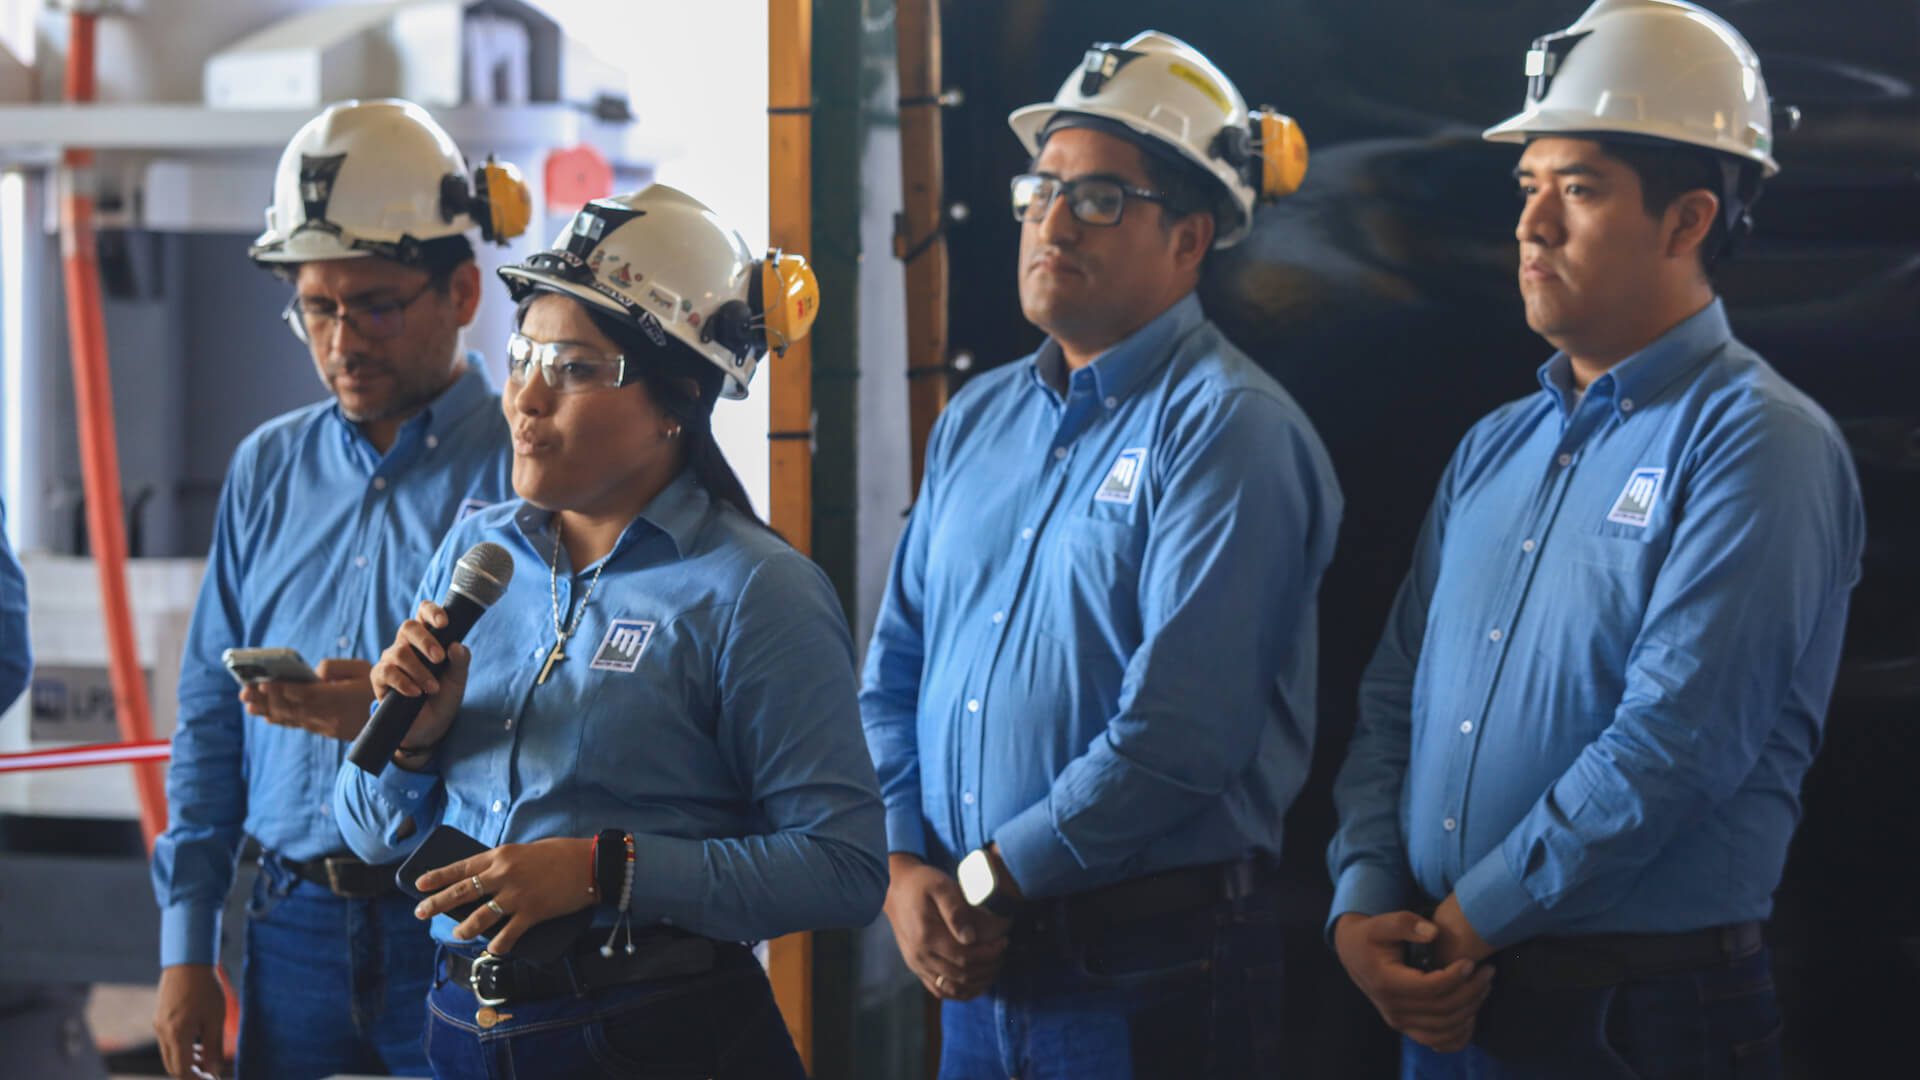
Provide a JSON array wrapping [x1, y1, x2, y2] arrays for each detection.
[[1094, 448, 1147, 505], [456, 498, 493, 522], [1606, 467, 1666, 527], [590, 619, 656, 673]]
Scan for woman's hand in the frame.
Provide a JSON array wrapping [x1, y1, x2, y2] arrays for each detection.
[[369, 600, 471, 757], [412, 838, 598, 955]]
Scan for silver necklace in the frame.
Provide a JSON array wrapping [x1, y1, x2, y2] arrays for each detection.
[[538, 517, 606, 686]]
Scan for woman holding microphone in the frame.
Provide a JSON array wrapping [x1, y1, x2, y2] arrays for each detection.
[[334, 184, 884, 1078]]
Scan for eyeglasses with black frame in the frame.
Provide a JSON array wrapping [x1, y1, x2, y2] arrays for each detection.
[[1009, 172, 1173, 227], [504, 332, 629, 395], [281, 278, 441, 345]]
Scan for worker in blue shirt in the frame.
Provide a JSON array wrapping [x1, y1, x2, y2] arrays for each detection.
[[150, 100, 521, 1080], [0, 500, 27, 712], [1327, 3, 1866, 1076], [864, 31, 1341, 1079], [334, 184, 885, 1079]]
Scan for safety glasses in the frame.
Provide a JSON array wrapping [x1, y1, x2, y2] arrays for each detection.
[[1010, 173, 1172, 227]]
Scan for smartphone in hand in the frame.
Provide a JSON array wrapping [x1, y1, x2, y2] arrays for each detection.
[[222, 647, 319, 686]]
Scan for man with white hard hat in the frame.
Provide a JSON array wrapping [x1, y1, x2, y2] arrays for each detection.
[[1327, 2, 1864, 1074], [150, 99, 523, 1079], [864, 29, 1341, 1077]]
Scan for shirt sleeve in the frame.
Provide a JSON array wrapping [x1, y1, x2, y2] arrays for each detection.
[[1324, 458, 1460, 941], [331, 536, 457, 865], [994, 388, 1341, 898], [1454, 405, 1865, 947], [857, 410, 951, 860], [0, 501, 30, 713], [628, 551, 888, 941], [150, 450, 257, 967]]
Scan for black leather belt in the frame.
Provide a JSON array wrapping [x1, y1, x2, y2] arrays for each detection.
[[447, 932, 736, 1007], [1046, 857, 1277, 933], [1497, 921, 1764, 991], [278, 852, 403, 899]]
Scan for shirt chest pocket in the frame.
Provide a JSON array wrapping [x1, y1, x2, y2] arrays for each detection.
[[1033, 514, 1145, 657], [1530, 528, 1667, 666], [568, 620, 730, 804]]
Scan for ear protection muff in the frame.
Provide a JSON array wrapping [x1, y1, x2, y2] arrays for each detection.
[[1249, 110, 1308, 200], [701, 249, 820, 362], [440, 155, 532, 245]]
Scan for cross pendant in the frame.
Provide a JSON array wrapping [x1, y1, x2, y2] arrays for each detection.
[[537, 640, 567, 686]]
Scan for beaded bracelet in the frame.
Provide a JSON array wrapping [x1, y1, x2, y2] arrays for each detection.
[[599, 832, 636, 958]]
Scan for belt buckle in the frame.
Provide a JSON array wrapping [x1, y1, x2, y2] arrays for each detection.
[[322, 857, 364, 898], [468, 952, 511, 1007]]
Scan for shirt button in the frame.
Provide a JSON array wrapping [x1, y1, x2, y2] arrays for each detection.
[[426, 434, 440, 449], [1103, 396, 1118, 409], [372, 477, 388, 490], [1020, 527, 1035, 540], [336, 636, 350, 649], [1443, 817, 1457, 832], [491, 800, 504, 813], [1620, 398, 1634, 412], [966, 699, 981, 713], [504, 717, 514, 731], [1489, 628, 1503, 642], [1053, 447, 1068, 461], [962, 791, 975, 805], [1460, 721, 1473, 734], [991, 610, 1005, 624], [354, 555, 368, 568], [1521, 538, 1536, 553], [1556, 453, 1572, 467]]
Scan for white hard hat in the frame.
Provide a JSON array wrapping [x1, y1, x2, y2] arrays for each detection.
[[1483, 0, 1782, 176], [1008, 30, 1308, 247], [498, 184, 819, 400], [251, 98, 531, 267]]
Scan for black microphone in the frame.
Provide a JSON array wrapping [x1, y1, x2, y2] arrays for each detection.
[[346, 542, 514, 774]]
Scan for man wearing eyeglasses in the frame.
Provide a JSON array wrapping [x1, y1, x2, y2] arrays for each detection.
[[150, 100, 516, 1080], [863, 31, 1340, 1077]]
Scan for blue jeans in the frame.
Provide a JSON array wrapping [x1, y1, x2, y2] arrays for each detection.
[[236, 854, 436, 1079], [422, 940, 805, 1079], [939, 888, 1287, 1079], [1402, 946, 1783, 1080]]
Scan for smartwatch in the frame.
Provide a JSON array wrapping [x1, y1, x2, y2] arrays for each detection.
[[957, 847, 1020, 917]]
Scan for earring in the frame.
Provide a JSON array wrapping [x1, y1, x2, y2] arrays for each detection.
[[665, 425, 682, 440]]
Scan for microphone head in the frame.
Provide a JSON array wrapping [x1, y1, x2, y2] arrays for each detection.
[[449, 542, 514, 607]]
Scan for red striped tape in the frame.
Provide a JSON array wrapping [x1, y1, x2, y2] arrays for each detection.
[[0, 739, 171, 774]]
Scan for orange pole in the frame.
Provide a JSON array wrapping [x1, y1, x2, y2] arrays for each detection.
[[59, 12, 168, 847]]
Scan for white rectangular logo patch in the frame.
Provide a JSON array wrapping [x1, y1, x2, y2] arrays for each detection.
[[590, 619, 656, 673], [1094, 448, 1147, 505], [1606, 467, 1665, 527]]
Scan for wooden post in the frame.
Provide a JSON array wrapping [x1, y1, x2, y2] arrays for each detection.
[[767, 0, 816, 1071], [894, 0, 950, 490]]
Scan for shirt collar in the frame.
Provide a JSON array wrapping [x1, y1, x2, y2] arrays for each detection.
[[512, 469, 709, 571], [1027, 291, 1204, 404], [1536, 299, 1731, 420]]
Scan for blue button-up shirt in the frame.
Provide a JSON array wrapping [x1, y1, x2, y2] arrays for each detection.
[[333, 474, 887, 945], [1328, 300, 1864, 948], [153, 359, 512, 966], [863, 293, 1343, 898], [0, 500, 28, 712]]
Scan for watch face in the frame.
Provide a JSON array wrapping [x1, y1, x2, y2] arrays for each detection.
[[957, 849, 995, 907]]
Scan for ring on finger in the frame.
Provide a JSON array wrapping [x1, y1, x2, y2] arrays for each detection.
[[470, 874, 485, 895], [486, 898, 507, 917], [934, 974, 946, 992]]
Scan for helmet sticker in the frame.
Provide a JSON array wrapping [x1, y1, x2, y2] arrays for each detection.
[[1167, 61, 1232, 117], [297, 153, 347, 225], [1079, 44, 1144, 97]]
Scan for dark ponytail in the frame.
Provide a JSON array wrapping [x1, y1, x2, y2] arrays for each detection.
[[512, 295, 770, 530]]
